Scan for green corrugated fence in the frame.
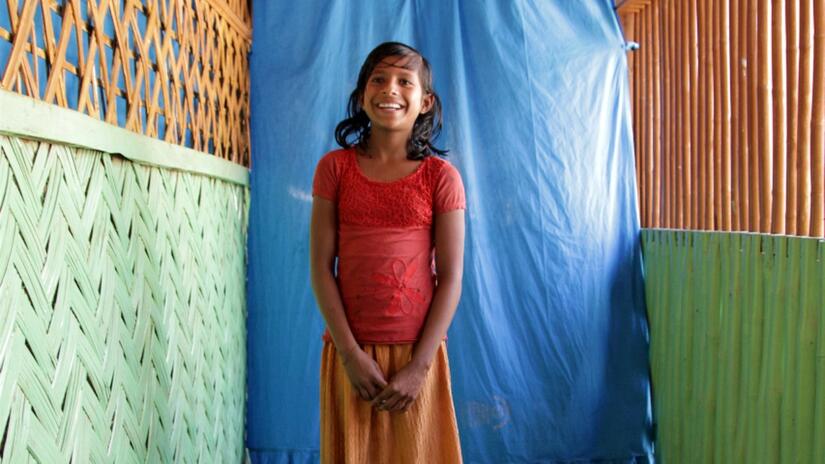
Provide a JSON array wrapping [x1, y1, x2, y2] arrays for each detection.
[[642, 229, 825, 463]]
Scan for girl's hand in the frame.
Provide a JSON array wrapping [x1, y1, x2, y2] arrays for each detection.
[[372, 362, 428, 412], [341, 347, 388, 401]]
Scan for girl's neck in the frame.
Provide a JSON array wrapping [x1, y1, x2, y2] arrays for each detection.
[[363, 130, 409, 161]]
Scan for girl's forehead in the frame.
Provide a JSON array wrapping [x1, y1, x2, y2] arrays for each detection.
[[372, 54, 422, 74]]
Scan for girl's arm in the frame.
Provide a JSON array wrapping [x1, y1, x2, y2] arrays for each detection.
[[310, 196, 387, 400], [372, 209, 465, 412]]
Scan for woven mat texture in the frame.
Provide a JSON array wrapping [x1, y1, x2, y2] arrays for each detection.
[[0, 133, 248, 463]]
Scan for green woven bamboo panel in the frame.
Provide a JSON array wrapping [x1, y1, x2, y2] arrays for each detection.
[[642, 230, 825, 464], [0, 134, 248, 463]]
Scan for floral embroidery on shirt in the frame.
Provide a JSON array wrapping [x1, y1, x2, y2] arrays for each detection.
[[370, 258, 427, 315]]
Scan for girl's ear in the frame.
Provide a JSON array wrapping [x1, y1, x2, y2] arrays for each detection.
[[420, 93, 435, 114]]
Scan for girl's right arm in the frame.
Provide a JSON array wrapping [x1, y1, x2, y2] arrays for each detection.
[[310, 196, 388, 400]]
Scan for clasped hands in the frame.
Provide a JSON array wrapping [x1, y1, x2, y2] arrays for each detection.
[[341, 346, 427, 413]]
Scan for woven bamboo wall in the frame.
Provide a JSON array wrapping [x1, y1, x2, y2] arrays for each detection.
[[0, 0, 251, 166], [617, 0, 825, 238], [0, 131, 248, 462], [642, 230, 824, 463]]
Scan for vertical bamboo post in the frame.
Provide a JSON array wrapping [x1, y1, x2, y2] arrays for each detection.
[[758, 0, 773, 233], [641, 7, 650, 227], [690, 0, 700, 229], [718, 0, 732, 231], [633, 9, 642, 226], [679, 0, 695, 229], [660, 2, 676, 228], [647, 4, 654, 229], [739, 0, 751, 231], [706, 0, 716, 230], [704, 0, 711, 230], [771, 0, 787, 235], [786, 0, 800, 235], [812, 0, 825, 237], [797, 0, 813, 235], [697, 0, 708, 229], [677, 0, 687, 229], [653, 0, 662, 228], [731, 0, 742, 231], [749, 0, 762, 229], [708, 1, 725, 230]]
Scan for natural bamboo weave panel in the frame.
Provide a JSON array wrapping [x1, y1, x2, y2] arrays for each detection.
[[642, 229, 825, 463], [0, 133, 248, 462], [0, 0, 251, 166]]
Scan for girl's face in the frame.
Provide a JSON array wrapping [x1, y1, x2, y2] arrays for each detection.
[[361, 55, 434, 135]]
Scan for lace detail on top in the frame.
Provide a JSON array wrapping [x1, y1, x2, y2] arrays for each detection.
[[330, 149, 455, 228]]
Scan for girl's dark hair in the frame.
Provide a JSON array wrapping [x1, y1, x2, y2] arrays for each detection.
[[335, 42, 447, 159]]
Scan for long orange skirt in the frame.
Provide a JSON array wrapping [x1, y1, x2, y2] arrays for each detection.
[[320, 341, 463, 464]]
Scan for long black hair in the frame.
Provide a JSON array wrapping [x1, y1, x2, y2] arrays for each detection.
[[334, 42, 447, 159]]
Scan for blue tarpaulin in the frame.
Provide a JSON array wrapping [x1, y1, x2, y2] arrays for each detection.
[[246, 1, 653, 462]]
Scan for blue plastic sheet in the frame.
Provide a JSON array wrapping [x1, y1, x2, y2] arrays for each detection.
[[246, 1, 653, 462]]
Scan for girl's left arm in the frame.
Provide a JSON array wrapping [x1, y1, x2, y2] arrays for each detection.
[[372, 208, 465, 412]]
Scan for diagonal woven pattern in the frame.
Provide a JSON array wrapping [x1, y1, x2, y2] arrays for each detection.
[[0, 0, 251, 165], [0, 133, 248, 463]]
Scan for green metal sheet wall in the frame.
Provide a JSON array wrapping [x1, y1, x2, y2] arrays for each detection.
[[642, 230, 825, 463], [0, 131, 248, 462]]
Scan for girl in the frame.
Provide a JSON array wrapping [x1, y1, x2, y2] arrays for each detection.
[[310, 42, 466, 463]]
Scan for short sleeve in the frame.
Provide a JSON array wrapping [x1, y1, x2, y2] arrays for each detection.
[[312, 152, 340, 201], [434, 162, 466, 213]]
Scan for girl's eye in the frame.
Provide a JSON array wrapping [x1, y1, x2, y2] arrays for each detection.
[[371, 76, 384, 83]]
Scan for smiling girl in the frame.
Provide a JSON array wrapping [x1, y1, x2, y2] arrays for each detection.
[[310, 42, 465, 463]]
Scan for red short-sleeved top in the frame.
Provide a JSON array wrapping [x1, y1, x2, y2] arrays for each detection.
[[312, 148, 466, 343]]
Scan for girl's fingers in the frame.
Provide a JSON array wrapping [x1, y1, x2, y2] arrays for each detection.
[[362, 383, 374, 398], [398, 399, 412, 412], [384, 395, 404, 411]]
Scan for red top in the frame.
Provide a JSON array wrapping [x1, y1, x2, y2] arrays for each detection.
[[312, 148, 466, 343]]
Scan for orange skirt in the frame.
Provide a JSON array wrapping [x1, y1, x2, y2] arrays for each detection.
[[320, 341, 462, 464]]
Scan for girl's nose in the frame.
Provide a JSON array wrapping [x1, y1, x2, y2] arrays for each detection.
[[381, 80, 400, 95]]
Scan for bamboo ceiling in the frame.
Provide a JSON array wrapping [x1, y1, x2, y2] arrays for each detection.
[[0, 0, 251, 166], [617, 0, 824, 238]]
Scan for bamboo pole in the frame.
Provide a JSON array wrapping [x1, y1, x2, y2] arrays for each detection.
[[628, 12, 640, 225], [797, 0, 813, 235], [772, 0, 788, 235], [647, 3, 654, 228], [739, 0, 751, 231], [641, 8, 649, 227], [731, 0, 742, 231], [812, 0, 825, 237], [709, 0, 720, 230], [749, 0, 762, 230], [665, 0, 676, 229], [653, 0, 662, 228], [690, 0, 700, 229], [697, 0, 708, 229], [706, 0, 716, 230], [758, 0, 773, 233], [719, 0, 732, 231], [786, 0, 800, 235], [685, 0, 694, 229], [677, 0, 687, 229], [696, 0, 715, 230]]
